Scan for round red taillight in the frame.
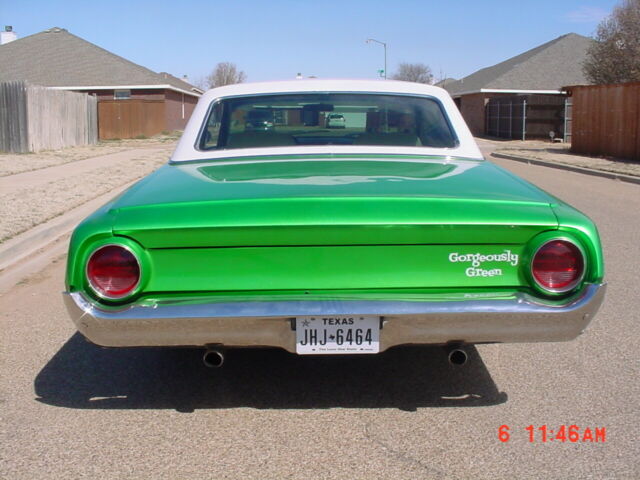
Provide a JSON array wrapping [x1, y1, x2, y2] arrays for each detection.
[[86, 245, 140, 299], [531, 240, 584, 293]]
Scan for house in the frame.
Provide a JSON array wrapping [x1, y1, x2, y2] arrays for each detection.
[[0, 27, 203, 138], [444, 33, 592, 137]]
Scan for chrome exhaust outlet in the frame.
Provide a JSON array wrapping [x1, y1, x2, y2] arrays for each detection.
[[203, 348, 225, 368], [445, 345, 468, 366]]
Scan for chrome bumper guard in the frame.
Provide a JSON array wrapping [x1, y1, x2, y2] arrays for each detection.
[[63, 283, 606, 352]]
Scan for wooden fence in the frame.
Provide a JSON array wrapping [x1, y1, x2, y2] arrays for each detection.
[[566, 82, 640, 160], [0, 81, 97, 153], [98, 100, 165, 140]]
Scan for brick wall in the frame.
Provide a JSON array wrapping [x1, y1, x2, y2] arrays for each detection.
[[458, 93, 488, 136], [457, 92, 509, 136], [164, 89, 199, 131]]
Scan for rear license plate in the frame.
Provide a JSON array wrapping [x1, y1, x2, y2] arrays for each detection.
[[295, 316, 380, 354]]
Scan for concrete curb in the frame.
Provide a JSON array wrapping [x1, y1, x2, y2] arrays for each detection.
[[0, 233, 70, 295], [491, 152, 640, 186], [0, 209, 82, 272]]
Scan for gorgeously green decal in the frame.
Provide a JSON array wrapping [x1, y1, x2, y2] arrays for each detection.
[[448, 249, 519, 278]]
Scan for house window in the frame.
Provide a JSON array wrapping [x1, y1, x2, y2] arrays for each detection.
[[114, 89, 131, 100]]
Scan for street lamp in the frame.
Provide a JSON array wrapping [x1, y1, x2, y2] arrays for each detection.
[[366, 38, 387, 79]]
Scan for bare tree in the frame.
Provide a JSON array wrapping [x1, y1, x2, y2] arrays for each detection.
[[583, 0, 640, 84], [391, 63, 434, 84], [205, 62, 247, 89], [193, 76, 208, 90]]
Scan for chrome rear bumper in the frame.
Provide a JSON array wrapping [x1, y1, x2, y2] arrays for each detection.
[[63, 283, 606, 352]]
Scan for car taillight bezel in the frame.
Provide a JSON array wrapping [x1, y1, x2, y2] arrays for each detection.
[[530, 238, 586, 294], [85, 244, 142, 300]]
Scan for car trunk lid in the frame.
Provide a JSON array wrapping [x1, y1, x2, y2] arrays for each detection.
[[107, 157, 557, 292], [112, 157, 558, 248]]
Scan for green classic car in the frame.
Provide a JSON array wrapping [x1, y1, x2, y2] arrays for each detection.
[[63, 80, 605, 366]]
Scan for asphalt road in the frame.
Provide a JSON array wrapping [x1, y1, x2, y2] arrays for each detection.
[[1, 146, 639, 479]]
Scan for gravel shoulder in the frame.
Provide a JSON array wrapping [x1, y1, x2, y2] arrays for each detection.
[[476, 138, 640, 177]]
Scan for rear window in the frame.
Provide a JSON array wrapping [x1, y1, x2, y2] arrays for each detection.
[[198, 93, 457, 150]]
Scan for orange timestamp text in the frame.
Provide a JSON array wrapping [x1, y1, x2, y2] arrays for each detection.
[[498, 425, 606, 443]]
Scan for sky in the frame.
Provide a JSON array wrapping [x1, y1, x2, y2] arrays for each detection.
[[0, 0, 620, 86]]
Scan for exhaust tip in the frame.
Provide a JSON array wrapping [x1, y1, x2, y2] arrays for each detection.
[[203, 349, 224, 368], [448, 348, 468, 366]]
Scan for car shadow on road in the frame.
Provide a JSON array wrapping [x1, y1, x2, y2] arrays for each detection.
[[34, 333, 507, 411]]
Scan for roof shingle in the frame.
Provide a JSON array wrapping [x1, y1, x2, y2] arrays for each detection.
[[0, 27, 201, 95], [444, 33, 593, 96]]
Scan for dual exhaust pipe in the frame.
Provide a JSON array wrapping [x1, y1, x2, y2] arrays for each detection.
[[202, 345, 468, 367]]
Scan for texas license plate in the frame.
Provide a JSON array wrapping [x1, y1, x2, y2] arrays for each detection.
[[295, 316, 380, 354]]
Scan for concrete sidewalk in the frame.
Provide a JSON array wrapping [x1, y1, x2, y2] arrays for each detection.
[[477, 137, 640, 185], [0, 147, 169, 193]]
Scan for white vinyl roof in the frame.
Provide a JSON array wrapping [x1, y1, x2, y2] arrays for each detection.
[[171, 79, 483, 162]]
